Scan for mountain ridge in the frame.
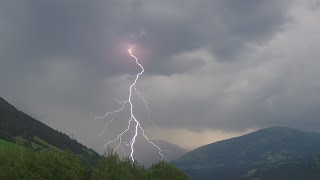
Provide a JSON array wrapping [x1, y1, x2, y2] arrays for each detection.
[[173, 126, 320, 179], [0, 97, 100, 162]]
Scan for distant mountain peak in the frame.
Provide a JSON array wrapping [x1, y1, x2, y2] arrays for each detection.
[[250, 126, 304, 138], [260, 126, 302, 132]]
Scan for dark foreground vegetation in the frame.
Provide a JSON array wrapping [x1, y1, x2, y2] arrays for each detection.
[[0, 147, 189, 180]]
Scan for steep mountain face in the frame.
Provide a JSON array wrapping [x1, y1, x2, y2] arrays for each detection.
[[173, 127, 320, 179], [0, 97, 99, 161]]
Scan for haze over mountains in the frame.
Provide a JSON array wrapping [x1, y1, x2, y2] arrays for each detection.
[[130, 139, 186, 166]]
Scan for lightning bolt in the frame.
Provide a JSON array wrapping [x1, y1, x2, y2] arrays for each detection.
[[96, 48, 163, 163]]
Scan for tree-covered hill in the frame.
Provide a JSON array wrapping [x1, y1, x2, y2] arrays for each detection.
[[173, 127, 320, 179], [0, 97, 99, 162]]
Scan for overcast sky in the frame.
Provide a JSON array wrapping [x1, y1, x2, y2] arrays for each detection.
[[1, 0, 320, 152]]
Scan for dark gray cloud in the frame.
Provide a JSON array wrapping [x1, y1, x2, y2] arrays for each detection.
[[2, 0, 320, 151], [0, 0, 292, 75]]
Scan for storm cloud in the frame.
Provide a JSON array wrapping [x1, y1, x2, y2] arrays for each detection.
[[1, 0, 320, 151]]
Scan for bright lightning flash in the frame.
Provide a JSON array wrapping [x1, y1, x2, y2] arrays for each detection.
[[96, 48, 163, 163]]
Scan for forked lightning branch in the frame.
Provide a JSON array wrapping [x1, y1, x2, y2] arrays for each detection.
[[95, 48, 163, 163]]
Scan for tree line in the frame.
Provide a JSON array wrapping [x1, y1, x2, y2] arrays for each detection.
[[0, 148, 189, 180]]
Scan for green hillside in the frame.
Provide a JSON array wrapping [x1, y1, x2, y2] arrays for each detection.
[[0, 97, 99, 163], [173, 127, 320, 179], [0, 139, 25, 151]]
